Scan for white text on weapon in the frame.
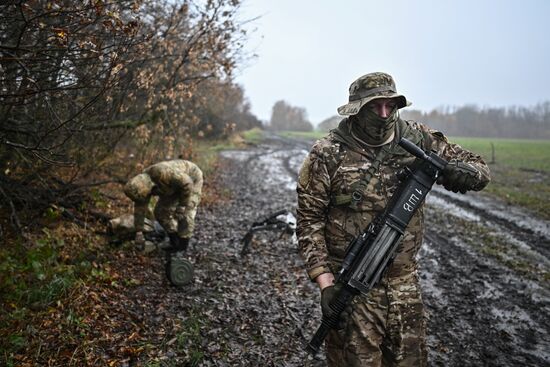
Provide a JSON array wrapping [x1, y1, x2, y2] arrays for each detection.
[[403, 189, 423, 212]]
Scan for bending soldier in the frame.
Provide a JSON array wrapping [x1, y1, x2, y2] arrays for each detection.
[[124, 159, 203, 254], [297, 72, 490, 366]]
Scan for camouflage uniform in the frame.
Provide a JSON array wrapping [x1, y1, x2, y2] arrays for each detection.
[[124, 159, 203, 240], [297, 73, 490, 366]]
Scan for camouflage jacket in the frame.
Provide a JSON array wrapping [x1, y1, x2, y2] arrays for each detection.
[[125, 159, 203, 233], [296, 118, 490, 281]]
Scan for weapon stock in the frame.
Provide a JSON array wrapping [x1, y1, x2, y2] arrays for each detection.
[[241, 210, 296, 256]]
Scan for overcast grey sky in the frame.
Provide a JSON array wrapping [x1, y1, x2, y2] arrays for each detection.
[[233, 0, 550, 125]]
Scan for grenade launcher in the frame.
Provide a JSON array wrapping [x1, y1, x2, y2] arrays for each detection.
[[306, 137, 448, 355]]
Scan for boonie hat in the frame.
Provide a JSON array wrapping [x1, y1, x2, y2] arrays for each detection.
[[337, 72, 411, 116]]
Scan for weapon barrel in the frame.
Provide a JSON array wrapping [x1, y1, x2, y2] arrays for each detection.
[[305, 321, 331, 355], [398, 138, 447, 170], [398, 138, 427, 159], [339, 233, 366, 275]]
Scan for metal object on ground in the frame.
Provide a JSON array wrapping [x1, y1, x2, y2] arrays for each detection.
[[241, 209, 297, 256], [165, 256, 194, 287]]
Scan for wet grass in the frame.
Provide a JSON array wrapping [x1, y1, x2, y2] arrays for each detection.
[[278, 130, 326, 140], [451, 137, 550, 220], [0, 230, 91, 316], [428, 207, 549, 281], [0, 227, 116, 365], [241, 127, 265, 144], [451, 137, 550, 171], [467, 225, 548, 281], [175, 309, 208, 365]]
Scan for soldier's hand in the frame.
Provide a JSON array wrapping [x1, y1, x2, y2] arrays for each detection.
[[175, 206, 186, 220], [135, 231, 145, 246], [167, 233, 190, 253], [177, 220, 189, 236], [321, 284, 352, 330], [437, 160, 480, 194]]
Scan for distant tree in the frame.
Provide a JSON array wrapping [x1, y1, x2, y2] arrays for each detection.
[[191, 80, 262, 139], [317, 115, 342, 131], [269, 100, 313, 131]]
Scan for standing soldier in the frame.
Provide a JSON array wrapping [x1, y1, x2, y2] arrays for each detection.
[[297, 72, 490, 366], [124, 159, 203, 286]]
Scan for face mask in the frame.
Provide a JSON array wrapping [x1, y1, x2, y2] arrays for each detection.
[[351, 107, 398, 146]]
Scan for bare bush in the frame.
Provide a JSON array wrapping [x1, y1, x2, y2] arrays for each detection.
[[0, 0, 254, 234]]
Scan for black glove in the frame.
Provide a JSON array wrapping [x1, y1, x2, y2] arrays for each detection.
[[437, 160, 480, 194], [321, 284, 353, 330], [166, 233, 190, 253]]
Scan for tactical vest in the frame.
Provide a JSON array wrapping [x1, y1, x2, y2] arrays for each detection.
[[327, 119, 424, 209]]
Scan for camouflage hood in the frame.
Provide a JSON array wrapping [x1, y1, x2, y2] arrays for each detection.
[[331, 117, 422, 154], [337, 72, 411, 116], [331, 118, 364, 152]]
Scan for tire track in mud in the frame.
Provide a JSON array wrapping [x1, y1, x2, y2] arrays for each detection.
[[421, 224, 549, 366], [420, 187, 550, 366], [431, 189, 550, 254]]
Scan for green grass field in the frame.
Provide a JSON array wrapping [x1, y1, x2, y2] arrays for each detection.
[[451, 137, 550, 219], [451, 137, 550, 172], [279, 131, 550, 219]]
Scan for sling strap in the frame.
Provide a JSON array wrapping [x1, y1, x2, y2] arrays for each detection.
[[331, 144, 391, 208]]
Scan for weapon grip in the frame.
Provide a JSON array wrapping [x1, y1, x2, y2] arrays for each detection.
[[306, 286, 355, 355]]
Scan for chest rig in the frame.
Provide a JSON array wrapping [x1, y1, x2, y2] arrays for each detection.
[[328, 119, 424, 210]]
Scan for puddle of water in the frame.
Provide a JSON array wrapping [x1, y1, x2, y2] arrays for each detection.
[[419, 267, 444, 299], [220, 150, 257, 162], [257, 151, 297, 191], [500, 273, 550, 304], [426, 195, 481, 222], [418, 242, 445, 299], [433, 188, 550, 240], [489, 305, 550, 361], [222, 148, 303, 192]]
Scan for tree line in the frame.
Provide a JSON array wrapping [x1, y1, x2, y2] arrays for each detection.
[[0, 0, 261, 235], [316, 103, 550, 139], [401, 103, 550, 139]]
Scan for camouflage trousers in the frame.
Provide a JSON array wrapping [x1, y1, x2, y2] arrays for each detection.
[[325, 271, 427, 367], [154, 188, 202, 239]]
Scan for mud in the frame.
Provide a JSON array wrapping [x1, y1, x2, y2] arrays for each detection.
[[140, 134, 549, 366]]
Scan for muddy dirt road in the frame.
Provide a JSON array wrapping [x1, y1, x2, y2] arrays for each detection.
[[144, 134, 549, 366]]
